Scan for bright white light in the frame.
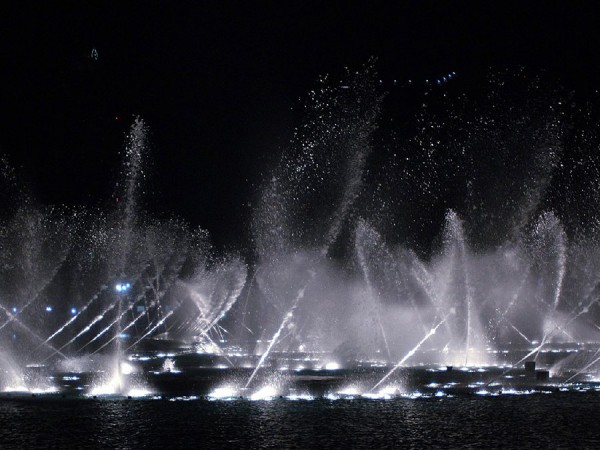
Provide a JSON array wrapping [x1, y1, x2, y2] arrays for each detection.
[[338, 387, 360, 396], [362, 385, 397, 400], [403, 391, 423, 399], [120, 362, 135, 375], [3, 385, 28, 393], [208, 386, 237, 400], [362, 392, 390, 399], [11, 307, 17, 313], [88, 383, 117, 396], [169, 396, 199, 402], [379, 386, 398, 396], [250, 385, 277, 401], [127, 388, 153, 398], [70, 307, 77, 315], [29, 387, 58, 394], [325, 362, 340, 370], [287, 393, 314, 401], [88, 372, 121, 397], [45, 306, 52, 312]]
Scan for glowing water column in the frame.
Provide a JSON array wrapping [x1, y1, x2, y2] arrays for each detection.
[[114, 281, 131, 392]]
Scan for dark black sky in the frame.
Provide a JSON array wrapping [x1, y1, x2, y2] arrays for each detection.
[[1, 1, 599, 248]]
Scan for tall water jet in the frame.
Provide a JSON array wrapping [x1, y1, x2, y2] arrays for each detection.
[[113, 117, 148, 392], [246, 63, 382, 387], [438, 210, 478, 364], [531, 212, 567, 310], [2, 65, 600, 395], [525, 211, 569, 343]]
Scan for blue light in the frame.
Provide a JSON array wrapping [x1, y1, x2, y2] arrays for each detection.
[[70, 307, 77, 315], [11, 307, 17, 313], [45, 306, 53, 313], [436, 80, 441, 85], [115, 282, 131, 293]]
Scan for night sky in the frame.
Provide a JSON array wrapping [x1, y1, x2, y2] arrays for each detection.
[[1, 1, 600, 249]]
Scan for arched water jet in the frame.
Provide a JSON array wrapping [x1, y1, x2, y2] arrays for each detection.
[[439, 210, 478, 364]]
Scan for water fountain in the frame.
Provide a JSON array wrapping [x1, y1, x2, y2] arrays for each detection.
[[0, 118, 247, 397], [1, 65, 600, 400]]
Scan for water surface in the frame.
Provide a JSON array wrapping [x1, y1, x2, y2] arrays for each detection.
[[2, 393, 599, 448]]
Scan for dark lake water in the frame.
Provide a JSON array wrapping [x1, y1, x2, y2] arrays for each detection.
[[2, 392, 599, 449]]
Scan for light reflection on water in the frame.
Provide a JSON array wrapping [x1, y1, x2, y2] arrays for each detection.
[[1, 393, 600, 448]]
